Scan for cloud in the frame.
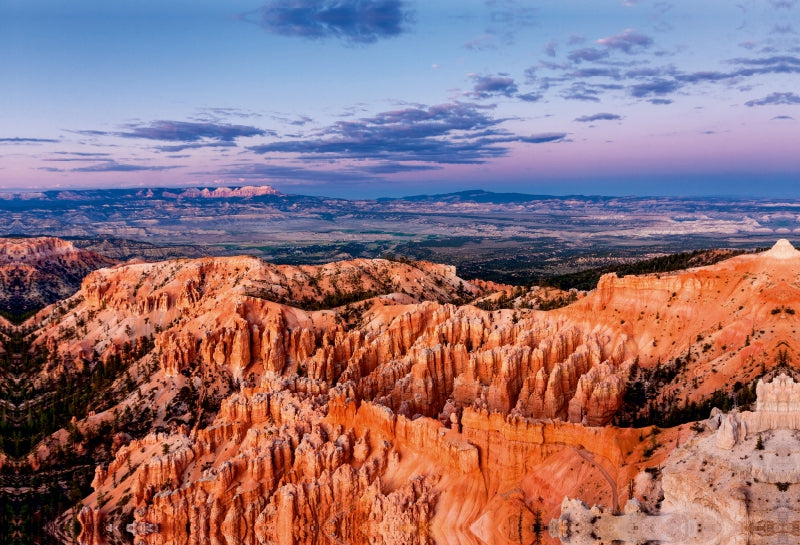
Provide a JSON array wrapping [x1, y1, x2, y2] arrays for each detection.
[[567, 67, 621, 79], [567, 34, 585, 45], [650, 98, 673, 104], [561, 82, 622, 102], [154, 141, 239, 152], [195, 107, 264, 121], [515, 133, 566, 143], [671, 56, 800, 86], [772, 24, 795, 34], [363, 163, 442, 174], [73, 162, 181, 172], [630, 78, 681, 97], [745, 92, 800, 106], [118, 120, 268, 142], [52, 151, 111, 157], [517, 92, 543, 102], [464, 34, 496, 50], [597, 29, 653, 53], [772, 115, 795, 120], [0, 137, 59, 144], [470, 74, 519, 98], [76, 120, 269, 150], [245, 0, 412, 44], [248, 102, 565, 165], [567, 47, 609, 63], [483, 1, 537, 45], [574, 113, 623, 122], [729, 55, 800, 67], [562, 88, 601, 102], [675, 70, 731, 83], [543, 40, 557, 57]]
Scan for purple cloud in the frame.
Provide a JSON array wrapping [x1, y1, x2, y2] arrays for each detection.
[[75, 120, 269, 151], [597, 29, 653, 53], [574, 113, 623, 122], [630, 78, 681, 97], [73, 162, 181, 172], [0, 137, 59, 144], [567, 47, 609, 63], [118, 121, 268, 142], [249, 102, 565, 164], [567, 67, 621, 79], [246, 0, 412, 44], [517, 92, 543, 102], [470, 74, 519, 98], [745, 92, 800, 106]]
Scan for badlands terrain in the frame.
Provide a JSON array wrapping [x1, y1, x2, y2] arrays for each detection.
[[1, 235, 800, 544]]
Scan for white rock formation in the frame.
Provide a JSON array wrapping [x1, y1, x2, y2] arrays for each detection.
[[763, 238, 800, 259], [553, 373, 800, 545]]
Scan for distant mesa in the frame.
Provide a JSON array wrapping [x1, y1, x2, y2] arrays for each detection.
[[0, 184, 283, 201], [160, 185, 282, 199]]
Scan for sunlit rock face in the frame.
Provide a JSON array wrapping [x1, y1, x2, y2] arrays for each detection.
[[13, 237, 800, 545], [552, 371, 800, 545]]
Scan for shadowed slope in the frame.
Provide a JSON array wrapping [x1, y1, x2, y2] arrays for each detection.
[[0, 238, 116, 319]]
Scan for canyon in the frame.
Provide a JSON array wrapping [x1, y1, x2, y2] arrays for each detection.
[[2, 236, 800, 544]]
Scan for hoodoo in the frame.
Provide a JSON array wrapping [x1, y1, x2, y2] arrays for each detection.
[[552, 372, 800, 544], [5, 237, 800, 544], [762, 238, 800, 259]]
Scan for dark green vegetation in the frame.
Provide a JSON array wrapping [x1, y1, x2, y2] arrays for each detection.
[[614, 359, 800, 430], [547, 248, 750, 291], [0, 321, 160, 545]]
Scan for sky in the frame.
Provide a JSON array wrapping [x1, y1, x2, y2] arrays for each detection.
[[1, 0, 799, 198]]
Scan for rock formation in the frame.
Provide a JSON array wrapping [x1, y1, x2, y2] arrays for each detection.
[[552, 372, 800, 545], [10, 238, 800, 545]]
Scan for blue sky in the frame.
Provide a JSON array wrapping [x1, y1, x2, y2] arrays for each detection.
[[1, 0, 799, 197]]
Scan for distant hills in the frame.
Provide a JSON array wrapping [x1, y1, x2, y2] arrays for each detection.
[[0, 184, 797, 284]]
